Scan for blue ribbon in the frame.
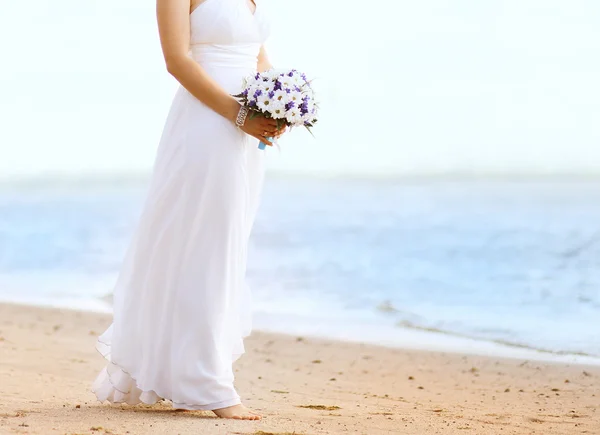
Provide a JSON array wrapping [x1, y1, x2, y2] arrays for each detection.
[[258, 137, 273, 150]]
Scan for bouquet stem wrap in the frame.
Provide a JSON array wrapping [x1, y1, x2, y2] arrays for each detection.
[[258, 138, 272, 150]]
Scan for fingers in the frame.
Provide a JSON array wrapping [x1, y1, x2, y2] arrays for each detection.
[[276, 126, 287, 137], [244, 116, 284, 145], [258, 117, 279, 132], [261, 118, 278, 128], [256, 135, 273, 146], [266, 121, 287, 134], [258, 121, 279, 135]]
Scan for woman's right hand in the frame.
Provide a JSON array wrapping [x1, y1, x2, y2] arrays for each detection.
[[240, 114, 284, 146]]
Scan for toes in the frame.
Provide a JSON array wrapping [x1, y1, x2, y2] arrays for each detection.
[[223, 413, 260, 420], [213, 405, 261, 420], [233, 414, 258, 420]]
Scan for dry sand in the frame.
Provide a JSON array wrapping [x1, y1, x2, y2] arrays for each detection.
[[0, 302, 598, 435]]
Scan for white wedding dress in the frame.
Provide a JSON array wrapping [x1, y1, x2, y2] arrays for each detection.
[[92, 0, 270, 410]]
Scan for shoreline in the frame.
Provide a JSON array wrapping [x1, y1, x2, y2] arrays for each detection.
[[3, 296, 600, 367], [2, 302, 599, 434]]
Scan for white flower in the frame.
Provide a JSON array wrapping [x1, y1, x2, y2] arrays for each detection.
[[270, 103, 286, 120], [290, 74, 305, 87], [246, 83, 258, 94], [286, 109, 304, 125], [258, 81, 274, 94], [271, 90, 288, 105], [271, 94, 286, 107], [256, 95, 273, 112], [262, 69, 282, 81], [244, 74, 261, 89], [266, 94, 287, 119], [245, 84, 262, 102], [288, 90, 303, 106], [258, 70, 273, 80], [277, 73, 297, 89]]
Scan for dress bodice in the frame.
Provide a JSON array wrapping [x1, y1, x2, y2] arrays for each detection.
[[189, 0, 270, 71]]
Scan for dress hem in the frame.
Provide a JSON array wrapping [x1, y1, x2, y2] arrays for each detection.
[[93, 337, 242, 411]]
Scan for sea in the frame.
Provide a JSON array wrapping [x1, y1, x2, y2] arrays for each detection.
[[1, 0, 599, 363]]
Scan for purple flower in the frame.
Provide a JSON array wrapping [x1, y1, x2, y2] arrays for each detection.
[[268, 91, 275, 99], [300, 101, 309, 115], [255, 73, 261, 80], [249, 100, 257, 107], [284, 88, 292, 94], [274, 80, 282, 91], [285, 101, 296, 111], [253, 89, 263, 99]]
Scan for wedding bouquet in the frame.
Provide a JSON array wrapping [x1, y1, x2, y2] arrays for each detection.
[[234, 68, 319, 149]]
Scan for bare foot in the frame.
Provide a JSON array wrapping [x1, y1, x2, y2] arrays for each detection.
[[212, 404, 262, 420]]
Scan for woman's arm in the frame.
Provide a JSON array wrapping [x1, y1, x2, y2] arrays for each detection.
[[156, 0, 281, 143], [156, 0, 240, 122], [257, 45, 273, 72]]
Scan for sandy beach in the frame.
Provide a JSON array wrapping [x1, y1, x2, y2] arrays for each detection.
[[0, 303, 598, 435]]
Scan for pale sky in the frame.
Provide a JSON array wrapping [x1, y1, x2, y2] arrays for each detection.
[[1, 0, 599, 179]]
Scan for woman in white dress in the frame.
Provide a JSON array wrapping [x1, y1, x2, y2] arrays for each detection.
[[91, 0, 285, 420]]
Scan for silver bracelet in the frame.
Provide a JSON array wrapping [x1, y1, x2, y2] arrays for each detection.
[[235, 106, 249, 128]]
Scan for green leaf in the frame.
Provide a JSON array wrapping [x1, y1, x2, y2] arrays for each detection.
[[304, 125, 316, 138]]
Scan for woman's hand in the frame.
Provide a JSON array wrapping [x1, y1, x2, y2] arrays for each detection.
[[240, 115, 287, 146]]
